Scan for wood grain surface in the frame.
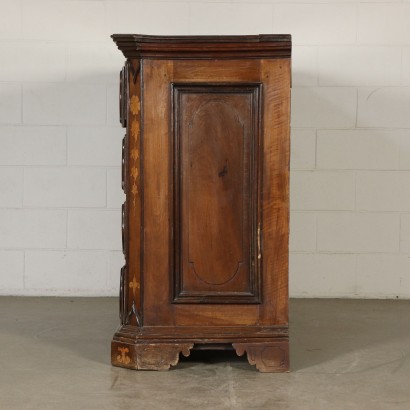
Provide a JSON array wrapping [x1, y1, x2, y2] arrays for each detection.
[[111, 35, 291, 372]]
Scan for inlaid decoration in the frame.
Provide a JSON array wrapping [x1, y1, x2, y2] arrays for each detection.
[[130, 95, 141, 116], [128, 59, 140, 84], [117, 347, 131, 365], [131, 183, 138, 197], [130, 167, 139, 179], [125, 62, 142, 326], [124, 300, 141, 326], [129, 275, 140, 294], [131, 148, 139, 161], [129, 99, 140, 212], [131, 121, 140, 141]]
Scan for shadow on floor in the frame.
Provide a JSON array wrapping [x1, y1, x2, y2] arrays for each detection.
[[1, 297, 410, 373]]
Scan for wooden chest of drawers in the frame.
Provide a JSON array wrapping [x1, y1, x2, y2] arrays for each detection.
[[111, 34, 291, 372]]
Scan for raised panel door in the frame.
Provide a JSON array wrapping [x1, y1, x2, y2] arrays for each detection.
[[172, 84, 262, 303]]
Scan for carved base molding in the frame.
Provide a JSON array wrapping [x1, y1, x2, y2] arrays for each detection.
[[112, 341, 194, 371], [112, 326, 289, 372], [233, 340, 289, 373]]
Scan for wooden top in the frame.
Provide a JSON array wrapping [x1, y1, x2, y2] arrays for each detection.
[[111, 34, 292, 59]]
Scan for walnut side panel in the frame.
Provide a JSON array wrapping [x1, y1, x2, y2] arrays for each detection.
[[142, 59, 175, 326], [125, 58, 143, 326], [259, 59, 290, 326]]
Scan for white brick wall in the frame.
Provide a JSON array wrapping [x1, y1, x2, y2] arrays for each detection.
[[0, 0, 409, 298]]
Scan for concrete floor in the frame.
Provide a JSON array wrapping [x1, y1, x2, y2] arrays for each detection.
[[1, 299, 410, 410]]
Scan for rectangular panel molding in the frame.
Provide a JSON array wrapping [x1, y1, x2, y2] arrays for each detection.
[[111, 34, 291, 373], [172, 83, 262, 304]]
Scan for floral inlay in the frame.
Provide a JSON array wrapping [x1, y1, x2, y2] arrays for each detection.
[[130, 95, 140, 116], [131, 183, 138, 197], [129, 96, 140, 211], [131, 121, 140, 141], [117, 347, 131, 364], [131, 148, 139, 161], [129, 275, 140, 294], [131, 167, 139, 179]]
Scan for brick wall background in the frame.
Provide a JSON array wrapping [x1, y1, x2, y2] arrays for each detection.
[[0, 0, 409, 297]]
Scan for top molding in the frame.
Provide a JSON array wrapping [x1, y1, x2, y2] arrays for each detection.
[[111, 34, 292, 60]]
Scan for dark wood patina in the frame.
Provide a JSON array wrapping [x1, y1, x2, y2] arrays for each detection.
[[111, 34, 291, 372]]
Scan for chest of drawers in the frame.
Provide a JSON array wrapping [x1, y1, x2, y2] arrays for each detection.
[[111, 34, 291, 372]]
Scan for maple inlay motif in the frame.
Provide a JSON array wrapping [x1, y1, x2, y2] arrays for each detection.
[[131, 121, 140, 141], [129, 95, 140, 210], [117, 347, 131, 364], [131, 148, 139, 161], [131, 184, 138, 196], [129, 275, 140, 294], [130, 95, 141, 116], [131, 167, 139, 179]]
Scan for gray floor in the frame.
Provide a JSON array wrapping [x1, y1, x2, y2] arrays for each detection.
[[1, 298, 410, 410]]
